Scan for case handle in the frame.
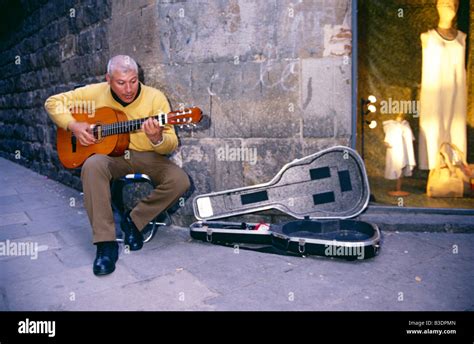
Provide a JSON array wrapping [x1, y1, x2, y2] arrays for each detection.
[[205, 226, 213, 243]]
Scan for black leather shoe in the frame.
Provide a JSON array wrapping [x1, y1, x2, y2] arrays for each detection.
[[93, 241, 118, 276], [121, 211, 143, 251]]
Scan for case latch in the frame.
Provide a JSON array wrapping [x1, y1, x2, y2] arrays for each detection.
[[204, 225, 213, 242], [298, 238, 306, 254]]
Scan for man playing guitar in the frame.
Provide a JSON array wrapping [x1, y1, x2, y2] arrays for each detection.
[[45, 55, 191, 276]]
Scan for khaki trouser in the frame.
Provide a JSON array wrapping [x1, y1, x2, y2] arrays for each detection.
[[80, 150, 190, 243]]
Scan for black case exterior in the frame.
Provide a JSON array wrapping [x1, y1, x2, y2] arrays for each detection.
[[190, 221, 272, 245], [270, 219, 380, 259], [189, 146, 381, 260]]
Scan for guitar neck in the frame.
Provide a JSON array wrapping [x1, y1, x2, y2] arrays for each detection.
[[100, 114, 166, 138]]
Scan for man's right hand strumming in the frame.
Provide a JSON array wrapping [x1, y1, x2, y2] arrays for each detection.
[[68, 121, 97, 146]]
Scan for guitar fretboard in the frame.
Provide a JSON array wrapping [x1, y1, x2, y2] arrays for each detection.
[[99, 114, 166, 137]]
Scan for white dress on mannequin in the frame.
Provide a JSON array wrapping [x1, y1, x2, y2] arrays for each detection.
[[418, 29, 467, 170], [383, 120, 416, 180]]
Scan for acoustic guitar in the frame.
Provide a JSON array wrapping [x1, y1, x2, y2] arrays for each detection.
[[57, 106, 202, 169]]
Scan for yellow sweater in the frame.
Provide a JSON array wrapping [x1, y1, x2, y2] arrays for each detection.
[[44, 82, 178, 155]]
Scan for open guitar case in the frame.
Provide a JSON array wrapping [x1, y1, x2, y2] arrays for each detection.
[[190, 146, 381, 260]]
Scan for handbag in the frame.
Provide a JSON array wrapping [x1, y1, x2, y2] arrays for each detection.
[[427, 142, 471, 198]]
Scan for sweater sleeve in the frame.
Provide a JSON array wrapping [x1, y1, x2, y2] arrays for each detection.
[[150, 92, 179, 155], [44, 86, 89, 130]]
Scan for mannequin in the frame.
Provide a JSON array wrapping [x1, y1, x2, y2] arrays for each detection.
[[383, 114, 416, 197], [418, 0, 467, 170]]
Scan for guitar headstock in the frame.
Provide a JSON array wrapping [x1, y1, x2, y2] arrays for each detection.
[[167, 107, 202, 128]]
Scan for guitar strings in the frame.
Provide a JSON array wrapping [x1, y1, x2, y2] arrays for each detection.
[[101, 117, 156, 137], [100, 115, 193, 137]]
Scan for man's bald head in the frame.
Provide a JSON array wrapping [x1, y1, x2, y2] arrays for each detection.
[[107, 55, 138, 76], [106, 55, 140, 104]]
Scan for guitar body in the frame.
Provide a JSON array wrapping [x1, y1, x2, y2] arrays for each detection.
[[57, 107, 130, 169]]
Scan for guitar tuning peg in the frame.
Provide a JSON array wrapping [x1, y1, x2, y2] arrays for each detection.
[[192, 123, 197, 127], [179, 125, 183, 129]]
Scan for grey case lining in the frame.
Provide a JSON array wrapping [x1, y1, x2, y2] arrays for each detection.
[[193, 146, 370, 221]]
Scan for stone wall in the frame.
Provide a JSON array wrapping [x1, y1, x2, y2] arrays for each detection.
[[0, 0, 111, 189], [0, 0, 353, 226]]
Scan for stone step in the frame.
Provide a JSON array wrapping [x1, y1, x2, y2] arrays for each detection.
[[356, 204, 474, 233]]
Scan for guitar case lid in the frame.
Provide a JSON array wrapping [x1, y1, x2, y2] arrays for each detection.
[[190, 146, 380, 259], [193, 146, 370, 221]]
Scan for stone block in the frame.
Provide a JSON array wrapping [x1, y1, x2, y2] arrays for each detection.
[[3, 264, 138, 310], [108, 2, 157, 67], [0, 223, 29, 242], [177, 138, 216, 195], [53, 244, 96, 269], [301, 57, 351, 138], [0, 212, 30, 227], [175, 137, 249, 217], [241, 138, 303, 185], [182, 60, 301, 139], [156, 0, 276, 64], [213, 139, 245, 191], [60, 34, 76, 61], [302, 138, 351, 157], [39, 1, 58, 27]]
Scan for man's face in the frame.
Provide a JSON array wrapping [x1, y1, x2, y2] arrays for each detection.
[[106, 70, 139, 103]]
